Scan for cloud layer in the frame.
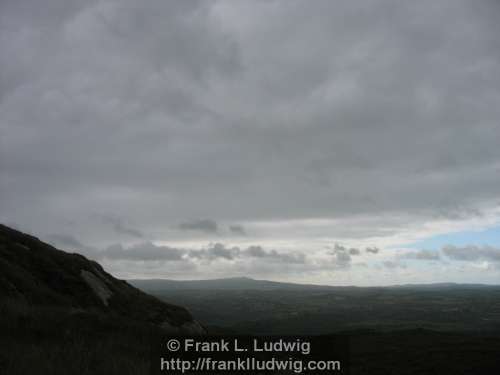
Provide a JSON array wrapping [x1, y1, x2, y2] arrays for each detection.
[[2, 0, 500, 283]]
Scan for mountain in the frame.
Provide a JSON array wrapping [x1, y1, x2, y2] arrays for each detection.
[[129, 276, 341, 291], [0, 223, 204, 334], [129, 277, 499, 292]]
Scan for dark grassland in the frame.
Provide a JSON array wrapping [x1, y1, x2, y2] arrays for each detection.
[[3, 298, 500, 374], [147, 283, 500, 374], [0, 300, 153, 375], [150, 287, 500, 334]]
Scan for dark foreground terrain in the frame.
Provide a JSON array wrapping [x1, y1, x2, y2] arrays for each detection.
[[1, 224, 499, 374], [3, 301, 500, 374], [0, 224, 203, 375]]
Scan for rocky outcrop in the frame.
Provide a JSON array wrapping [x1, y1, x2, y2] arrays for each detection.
[[80, 270, 113, 306]]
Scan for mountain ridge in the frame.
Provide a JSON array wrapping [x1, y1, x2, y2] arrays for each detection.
[[129, 276, 500, 291]]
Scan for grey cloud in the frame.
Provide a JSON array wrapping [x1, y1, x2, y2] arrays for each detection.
[[245, 245, 267, 257], [335, 252, 352, 268], [1, 0, 500, 284], [432, 206, 484, 221], [45, 233, 89, 252], [327, 243, 381, 269], [349, 248, 361, 256], [383, 261, 406, 269], [330, 244, 376, 256], [209, 243, 237, 260], [379, 245, 500, 271], [189, 244, 306, 264], [98, 242, 185, 261], [179, 219, 218, 233], [245, 245, 306, 264], [329, 244, 353, 268], [330, 244, 348, 254], [91, 241, 306, 264], [98, 215, 144, 238], [229, 224, 246, 235], [402, 249, 440, 261], [189, 243, 238, 260], [442, 245, 500, 262]]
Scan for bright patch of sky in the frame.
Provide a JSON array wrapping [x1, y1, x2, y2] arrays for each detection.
[[408, 225, 500, 250]]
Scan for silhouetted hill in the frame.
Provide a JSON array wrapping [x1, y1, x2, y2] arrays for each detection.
[[129, 276, 498, 292], [129, 276, 341, 291], [0, 224, 204, 333]]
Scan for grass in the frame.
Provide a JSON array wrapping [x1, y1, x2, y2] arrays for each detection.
[[0, 299, 152, 375]]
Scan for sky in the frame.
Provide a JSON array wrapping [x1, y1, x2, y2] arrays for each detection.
[[1, 0, 500, 285]]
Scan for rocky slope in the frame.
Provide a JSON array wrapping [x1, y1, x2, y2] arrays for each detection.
[[0, 224, 204, 334]]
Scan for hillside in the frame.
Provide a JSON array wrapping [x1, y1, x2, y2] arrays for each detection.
[[0, 223, 204, 333], [0, 224, 208, 374]]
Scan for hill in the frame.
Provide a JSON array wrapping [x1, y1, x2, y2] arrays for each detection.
[[0, 223, 206, 375], [129, 277, 498, 292], [0, 224, 203, 333], [129, 276, 339, 291]]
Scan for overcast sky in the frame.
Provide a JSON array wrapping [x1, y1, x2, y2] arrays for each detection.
[[2, 0, 500, 285]]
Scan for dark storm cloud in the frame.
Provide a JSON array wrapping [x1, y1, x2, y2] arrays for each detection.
[[1, 0, 500, 252], [178, 219, 218, 233]]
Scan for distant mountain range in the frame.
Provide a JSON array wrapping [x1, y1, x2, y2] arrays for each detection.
[[129, 276, 337, 291], [129, 276, 498, 291]]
